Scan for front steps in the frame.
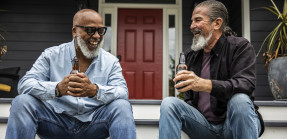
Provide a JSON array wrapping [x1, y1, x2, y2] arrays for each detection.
[[0, 98, 287, 139]]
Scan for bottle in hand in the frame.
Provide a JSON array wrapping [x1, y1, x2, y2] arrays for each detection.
[[71, 56, 80, 74], [176, 52, 188, 90]]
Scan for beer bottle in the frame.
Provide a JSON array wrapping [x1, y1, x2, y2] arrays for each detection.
[[71, 56, 80, 74], [176, 52, 188, 89]]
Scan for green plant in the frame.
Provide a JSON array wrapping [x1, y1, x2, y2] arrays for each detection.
[[0, 35, 7, 60], [0, 9, 8, 60], [257, 0, 287, 68]]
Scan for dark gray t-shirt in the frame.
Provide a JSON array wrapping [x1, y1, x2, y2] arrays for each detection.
[[198, 52, 225, 124]]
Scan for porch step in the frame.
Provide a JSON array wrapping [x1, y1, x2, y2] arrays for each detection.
[[0, 98, 287, 139]]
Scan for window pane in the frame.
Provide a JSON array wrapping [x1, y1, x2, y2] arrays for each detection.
[[168, 15, 176, 97], [104, 14, 111, 53]]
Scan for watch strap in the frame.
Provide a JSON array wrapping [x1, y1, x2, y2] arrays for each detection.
[[55, 85, 62, 97]]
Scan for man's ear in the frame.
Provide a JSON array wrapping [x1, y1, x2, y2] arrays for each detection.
[[72, 27, 77, 37], [213, 18, 223, 30]]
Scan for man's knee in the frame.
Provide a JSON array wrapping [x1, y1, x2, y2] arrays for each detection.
[[12, 94, 39, 109], [110, 99, 131, 109], [227, 93, 254, 117], [108, 99, 133, 116], [160, 97, 181, 112], [228, 93, 252, 107], [9, 94, 42, 118]]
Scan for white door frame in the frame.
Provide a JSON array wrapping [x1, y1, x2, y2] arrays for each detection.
[[98, 0, 183, 99]]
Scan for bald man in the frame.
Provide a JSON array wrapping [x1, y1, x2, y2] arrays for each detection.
[[6, 9, 136, 139]]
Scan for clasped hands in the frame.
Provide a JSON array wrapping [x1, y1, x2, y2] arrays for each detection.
[[173, 70, 212, 93], [57, 73, 98, 97]]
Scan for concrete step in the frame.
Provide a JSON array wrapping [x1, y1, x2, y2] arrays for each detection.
[[0, 120, 287, 139], [0, 98, 287, 139]]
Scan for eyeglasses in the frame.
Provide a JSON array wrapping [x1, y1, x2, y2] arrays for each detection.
[[75, 25, 107, 36]]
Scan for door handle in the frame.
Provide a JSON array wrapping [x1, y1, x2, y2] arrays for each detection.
[[117, 55, 122, 62]]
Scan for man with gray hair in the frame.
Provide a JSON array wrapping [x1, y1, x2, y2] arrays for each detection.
[[6, 9, 136, 139], [159, 0, 264, 139]]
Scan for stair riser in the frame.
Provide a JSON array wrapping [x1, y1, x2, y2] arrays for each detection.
[[1, 124, 287, 139], [1, 104, 287, 121]]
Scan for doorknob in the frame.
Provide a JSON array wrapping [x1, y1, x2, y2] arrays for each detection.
[[117, 55, 122, 62]]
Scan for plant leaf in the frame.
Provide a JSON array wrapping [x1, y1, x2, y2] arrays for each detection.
[[268, 23, 281, 53], [257, 32, 272, 56], [283, 0, 287, 19], [278, 30, 285, 55], [282, 25, 287, 46], [275, 41, 280, 58], [261, 7, 279, 18], [0, 34, 5, 41], [270, 0, 283, 19]]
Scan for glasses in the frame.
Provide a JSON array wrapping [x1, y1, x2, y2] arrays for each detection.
[[75, 25, 107, 36]]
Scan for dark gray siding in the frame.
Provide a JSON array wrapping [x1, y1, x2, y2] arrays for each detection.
[[182, 0, 195, 52], [0, 0, 98, 78]]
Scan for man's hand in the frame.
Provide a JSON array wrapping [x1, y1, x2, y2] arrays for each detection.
[[57, 75, 70, 96], [67, 72, 98, 97], [173, 70, 212, 93]]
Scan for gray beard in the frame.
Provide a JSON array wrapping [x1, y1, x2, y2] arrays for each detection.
[[191, 31, 213, 51], [76, 36, 104, 59]]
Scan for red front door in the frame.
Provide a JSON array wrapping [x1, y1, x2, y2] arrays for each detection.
[[117, 9, 163, 99]]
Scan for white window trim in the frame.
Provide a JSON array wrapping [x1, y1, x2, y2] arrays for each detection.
[[99, 0, 182, 99], [242, 0, 250, 41]]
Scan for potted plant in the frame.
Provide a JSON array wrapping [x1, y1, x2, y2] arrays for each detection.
[[257, 0, 287, 100]]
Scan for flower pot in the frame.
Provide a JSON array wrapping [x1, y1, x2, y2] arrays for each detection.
[[268, 57, 287, 100]]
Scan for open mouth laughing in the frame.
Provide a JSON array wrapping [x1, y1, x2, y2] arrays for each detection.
[[88, 38, 100, 49], [192, 28, 202, 37]]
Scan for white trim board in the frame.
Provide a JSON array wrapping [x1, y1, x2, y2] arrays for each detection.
[[242, 0, 251, 41]]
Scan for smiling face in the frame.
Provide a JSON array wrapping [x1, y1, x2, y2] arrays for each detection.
[[190, 6, 214, 51], [72, 9, 105, 58], [190, 5, 224, 52], [190, 7, 212, 39]]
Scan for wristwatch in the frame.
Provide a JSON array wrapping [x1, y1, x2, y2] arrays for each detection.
[[55, 85, 62, 97]]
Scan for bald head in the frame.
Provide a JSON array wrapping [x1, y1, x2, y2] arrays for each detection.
[[73, 9, 103, 27]]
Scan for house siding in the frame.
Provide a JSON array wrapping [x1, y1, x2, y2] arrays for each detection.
[[0, 0, 98, 77]]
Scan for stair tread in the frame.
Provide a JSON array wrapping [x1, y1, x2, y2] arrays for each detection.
[[1, 99, 287, 126], [2, 99, 287, 108], [1, 98, 287, 106]]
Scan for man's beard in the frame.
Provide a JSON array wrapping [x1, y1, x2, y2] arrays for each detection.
[[76, 36, 104, 59], [191, 30, 213, 51]]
